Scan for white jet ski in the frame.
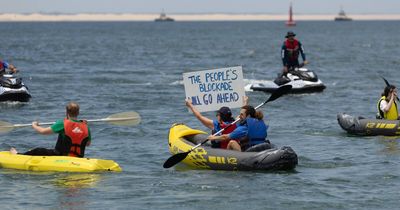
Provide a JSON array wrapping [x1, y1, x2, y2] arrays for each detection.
[[245, 67, 326, 94], [0, 74, 31, 102]]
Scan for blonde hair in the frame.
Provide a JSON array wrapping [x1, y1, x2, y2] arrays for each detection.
[[255, 110, 264, 120], [66, 102, 80, 118], [241, 105, 264, 120]]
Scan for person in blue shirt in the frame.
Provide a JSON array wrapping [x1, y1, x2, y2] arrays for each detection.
[[0, 60, 17, 75], [185, 99, 239, 150], [207, 105, 268, 151]]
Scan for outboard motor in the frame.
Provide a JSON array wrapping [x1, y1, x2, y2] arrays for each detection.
[[0, 74, 23, 89]]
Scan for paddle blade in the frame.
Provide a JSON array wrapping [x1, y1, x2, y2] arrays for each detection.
[[265, 85, 292, 103], [0, 121, 14, 133], [381, 76, 390, 87], [163, 151, 191, 168], [104, 111, 141, 126]]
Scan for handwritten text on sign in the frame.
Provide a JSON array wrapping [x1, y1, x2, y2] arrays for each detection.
[[183, 66, 245, 112]]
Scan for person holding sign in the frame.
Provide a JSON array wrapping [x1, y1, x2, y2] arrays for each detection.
[[185, 99, 241, 150], [207, 105, 268, 152]]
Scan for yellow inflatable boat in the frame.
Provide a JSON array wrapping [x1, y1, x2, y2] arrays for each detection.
[[168, 124, 298, 171], [0, 151, 122, 172]]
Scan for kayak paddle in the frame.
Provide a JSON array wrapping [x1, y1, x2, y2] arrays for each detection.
[[163, 85, 292, 169], [0, 111, 141, 134]]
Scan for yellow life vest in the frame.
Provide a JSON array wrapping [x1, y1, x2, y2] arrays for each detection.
[[377, 96, 398, 120]]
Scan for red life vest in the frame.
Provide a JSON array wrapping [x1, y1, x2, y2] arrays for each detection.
[[0, 61, 4, 71], [218, 122, 237, 149], [285, 39, 299, 61], [63, 118, 89, 157]]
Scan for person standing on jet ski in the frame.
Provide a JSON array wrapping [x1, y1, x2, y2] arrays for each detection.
[[0, 60, 18, 76], [281, 31, 308, 76]]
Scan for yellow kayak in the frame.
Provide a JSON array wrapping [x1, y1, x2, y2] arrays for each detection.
[[168, 124, 298, 171], [0, 151, 122, 172]]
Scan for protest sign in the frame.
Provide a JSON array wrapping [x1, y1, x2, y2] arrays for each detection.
[[183, 66, 245, 112]]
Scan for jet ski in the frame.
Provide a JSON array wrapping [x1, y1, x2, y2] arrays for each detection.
[[245, 67, 326, 94], [0, 74, 31, 102]]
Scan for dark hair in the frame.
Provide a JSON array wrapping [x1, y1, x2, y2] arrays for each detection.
[[382, 85, 396, 98], [217, 106, 234, 122]]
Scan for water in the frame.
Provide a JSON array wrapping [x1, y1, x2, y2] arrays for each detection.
[[0, 21, 400, 209]]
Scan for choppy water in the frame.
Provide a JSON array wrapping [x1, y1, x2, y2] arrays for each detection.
[[0, 21, 400, 209]]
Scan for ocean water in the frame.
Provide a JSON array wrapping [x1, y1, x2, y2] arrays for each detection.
[[0, 21, 400, 209]]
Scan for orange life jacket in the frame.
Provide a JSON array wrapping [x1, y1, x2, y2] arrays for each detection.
[[63, 118, 89, 157]]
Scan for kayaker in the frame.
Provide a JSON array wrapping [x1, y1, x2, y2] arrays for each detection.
[[185, 97, 248, 150], [0, 60, 18, 76], [377, 85, 400, 120], [281, 31, 308, 76], [207, 105, 268, 152], [10, 102, 92, 157]]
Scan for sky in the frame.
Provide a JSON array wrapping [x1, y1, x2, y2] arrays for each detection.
[[1, 0, 399, 14]]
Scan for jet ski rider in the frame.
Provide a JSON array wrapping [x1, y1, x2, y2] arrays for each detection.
[[281, 31, 308, 77], [0, 60, 18, 76]]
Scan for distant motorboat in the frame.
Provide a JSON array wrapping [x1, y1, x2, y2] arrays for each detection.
[[155, 12, 174, 22], [334, 8, 352, 21], [286, 2, 296, 26]]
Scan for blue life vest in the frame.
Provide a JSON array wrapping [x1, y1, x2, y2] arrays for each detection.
[[245, 118, 268, 146]]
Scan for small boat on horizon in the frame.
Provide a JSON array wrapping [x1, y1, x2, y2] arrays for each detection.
[[286, 2, 296, 26], [155, 11, 174, 22], [334, 7, 352, 21]]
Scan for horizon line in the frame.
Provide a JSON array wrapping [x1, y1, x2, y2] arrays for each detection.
[[1, 13, 400, 21]]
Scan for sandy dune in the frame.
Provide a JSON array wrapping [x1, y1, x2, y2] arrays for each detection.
[[0, 13, 399, 21]]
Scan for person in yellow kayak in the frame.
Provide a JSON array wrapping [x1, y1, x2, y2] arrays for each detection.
[[207, 105, 268, 152], [10, 102, 92, 157], [185, 96, 249, 150], [185, 99, 239, 150], [377, 85, 400, 120]]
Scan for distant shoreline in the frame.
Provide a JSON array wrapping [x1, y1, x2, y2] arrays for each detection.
[[0, 13, 400, 21]]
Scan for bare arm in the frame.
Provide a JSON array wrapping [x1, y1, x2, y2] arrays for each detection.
[[32, 121, 54, 135], [207, 134, 230, 142], [382, 92, 397, 112], [243, 96, 249, 106], [185, 99, 214, 129]]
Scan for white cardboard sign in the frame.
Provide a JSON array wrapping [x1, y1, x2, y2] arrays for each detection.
[[183, 66, 245, 112]]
